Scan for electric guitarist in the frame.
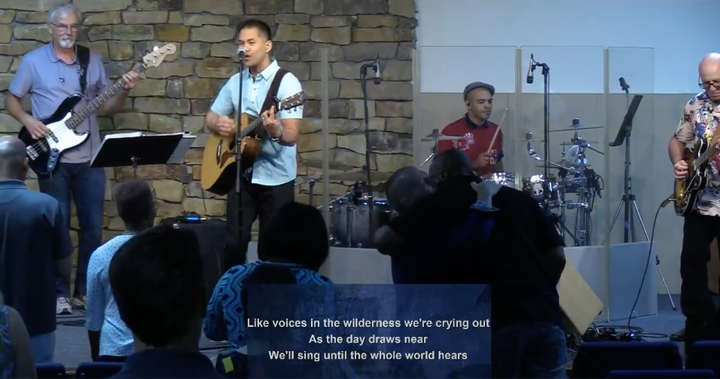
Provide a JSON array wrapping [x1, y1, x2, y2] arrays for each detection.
[[204, 19, 303, 270], [668, 53, 720, 354], [4, 3, 139, 316]]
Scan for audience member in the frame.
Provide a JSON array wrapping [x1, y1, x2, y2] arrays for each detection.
[[204, 202, 331, 351], [108, 226, 222, 379], [86, 181, 156, 362], [375, 150, 568, 378], [0, 136, 73, 363], [0, 292, 36, 378]]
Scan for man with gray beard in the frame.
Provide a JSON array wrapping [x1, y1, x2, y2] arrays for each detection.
[[5, 3, 139, 315]]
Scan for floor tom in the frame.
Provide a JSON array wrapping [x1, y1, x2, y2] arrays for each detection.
[[329, 196, 392, 248]]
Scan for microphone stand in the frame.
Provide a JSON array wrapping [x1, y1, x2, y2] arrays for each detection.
[[234, 59, 245, 261], [360, 59, 381, 239], [530, 58, 551, 215]]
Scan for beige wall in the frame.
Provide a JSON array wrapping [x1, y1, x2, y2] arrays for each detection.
[[416, 91, 697, 294]]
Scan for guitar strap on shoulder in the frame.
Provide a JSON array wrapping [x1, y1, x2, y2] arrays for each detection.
[[261, 68, 289, 114], [76, 45, 90, 96]]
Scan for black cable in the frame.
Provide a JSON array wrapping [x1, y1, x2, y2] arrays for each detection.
[[626, 200, 664, 332]]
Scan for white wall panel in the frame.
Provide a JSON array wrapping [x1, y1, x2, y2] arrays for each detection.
[[417, 0, 718, 93]]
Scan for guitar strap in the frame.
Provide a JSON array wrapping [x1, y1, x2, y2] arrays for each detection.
[[258, 68, 289, 132], [76, 45, 90, 96]]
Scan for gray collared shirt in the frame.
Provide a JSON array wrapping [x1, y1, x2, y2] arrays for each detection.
[[9, 43, 109, 163]]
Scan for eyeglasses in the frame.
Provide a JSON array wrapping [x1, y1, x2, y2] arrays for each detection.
[[699, 80, 720, 89], [52, 23, 79, 33]]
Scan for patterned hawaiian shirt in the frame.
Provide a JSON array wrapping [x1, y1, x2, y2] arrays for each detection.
[[676, 92, 720, 216]]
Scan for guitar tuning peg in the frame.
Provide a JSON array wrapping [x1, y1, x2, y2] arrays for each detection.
[[153, 46, 159, 52]]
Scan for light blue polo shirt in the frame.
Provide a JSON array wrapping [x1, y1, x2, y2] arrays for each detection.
[[210, 60, 303, 186]]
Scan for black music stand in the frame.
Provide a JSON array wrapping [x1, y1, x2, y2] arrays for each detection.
[[91, 133, 184, 178]]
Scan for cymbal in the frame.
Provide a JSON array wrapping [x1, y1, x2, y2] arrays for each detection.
[[536, 162, 582, 169], [549, 125, 604, 133], [421, 129, 465, 142], [301, 159, 354, 171], [328, 170, 393, 182]]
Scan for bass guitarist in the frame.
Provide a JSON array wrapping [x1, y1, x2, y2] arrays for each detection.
[[4, 3, 138, 316], [204, 19, 303, 270], [668, 53, 720, 354]]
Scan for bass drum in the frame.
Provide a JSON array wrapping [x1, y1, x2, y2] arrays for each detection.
[[329, 196, 393, 248], [522, 174, 562, 203]]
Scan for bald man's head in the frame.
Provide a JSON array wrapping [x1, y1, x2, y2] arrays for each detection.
[[429, 150, 475, 183], [699, 53, 720, 102], [385, 166, 434, 213], [0, 136, 28, 180]]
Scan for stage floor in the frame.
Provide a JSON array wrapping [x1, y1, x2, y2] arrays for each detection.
[[51, 294, 685, 368]]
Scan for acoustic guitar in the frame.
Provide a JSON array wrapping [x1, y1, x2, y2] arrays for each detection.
[[672, 135, 720, 216], [200, 92, 306, 195]]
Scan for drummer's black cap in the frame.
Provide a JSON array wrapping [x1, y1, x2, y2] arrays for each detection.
[[463, 82, 495, 100]]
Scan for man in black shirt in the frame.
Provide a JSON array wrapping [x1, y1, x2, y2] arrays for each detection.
[[109, 226, 223, 379], [375, 150, 568, 378], [0, 136, 73, 363]]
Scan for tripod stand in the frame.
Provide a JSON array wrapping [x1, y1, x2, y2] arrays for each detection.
[[606, 83, 676, 309]]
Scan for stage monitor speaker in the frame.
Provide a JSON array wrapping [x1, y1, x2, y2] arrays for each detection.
[[160, 217, 226, 302]]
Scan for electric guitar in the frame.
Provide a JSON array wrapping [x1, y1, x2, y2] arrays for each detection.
[[200, 92, 306, 195], [673, 136, 720, 216], [19, 44, 177, 175]]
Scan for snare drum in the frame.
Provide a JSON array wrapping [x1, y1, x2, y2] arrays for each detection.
[[480, 172, 520, 189], [522, 174, 562, 202], [329, 196, 392, 248]]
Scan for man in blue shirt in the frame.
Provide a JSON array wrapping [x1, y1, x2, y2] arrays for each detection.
[[0, 135, 73, 363], [204, 19, 304, 270]]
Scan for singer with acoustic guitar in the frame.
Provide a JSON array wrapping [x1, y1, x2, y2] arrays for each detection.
[[437, 82, 504, 177], [5, 3, 140, 321], [203, 19, 304, 270], [668, 53, 720, 354]]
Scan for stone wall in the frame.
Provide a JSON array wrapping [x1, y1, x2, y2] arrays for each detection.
[[0, 0, 416, 248]]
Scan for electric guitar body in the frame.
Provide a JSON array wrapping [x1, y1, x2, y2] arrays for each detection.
[[673, 137, 718, 216], [19, 95, 89, 175], [200, 91, 306, 195]]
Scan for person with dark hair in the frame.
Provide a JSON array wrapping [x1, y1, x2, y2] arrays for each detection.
[[204, 202, 331, 351], [85, 181, 156, 363], [204, 18, 305, 271], [0, 136, 73, 363], [375, 150, 569, 378], [108, 225, 222, 379]]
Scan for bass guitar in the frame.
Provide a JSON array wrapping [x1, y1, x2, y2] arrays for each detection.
[[200, 92, 306, 195], [19, 44, 177, 175], [673, 135, 720, 216]]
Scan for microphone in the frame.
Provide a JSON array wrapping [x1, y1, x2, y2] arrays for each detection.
[[619, 77, 630, 92], [526, 54, 536, 84], [236, 48, 245, 58], [373, 54, 382, 85]]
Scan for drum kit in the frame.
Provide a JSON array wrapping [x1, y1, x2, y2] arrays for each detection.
[[303, 119, 605, 248]]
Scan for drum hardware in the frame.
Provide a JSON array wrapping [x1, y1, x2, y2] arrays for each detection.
[[294, 177, 317, 206], [419, 129, 466, 167]]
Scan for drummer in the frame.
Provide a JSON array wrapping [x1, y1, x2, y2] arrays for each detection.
[[437, 81, 504, 176]]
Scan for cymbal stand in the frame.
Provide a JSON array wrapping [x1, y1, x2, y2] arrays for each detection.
[[420, 131, 439, 167]]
